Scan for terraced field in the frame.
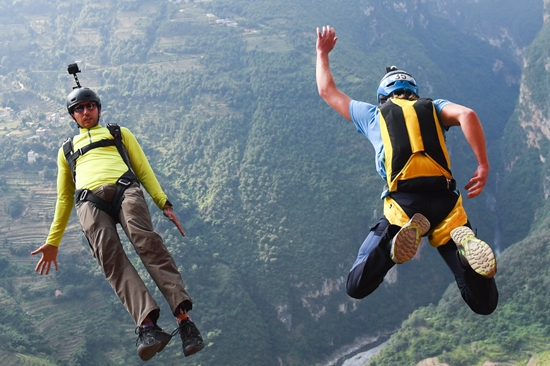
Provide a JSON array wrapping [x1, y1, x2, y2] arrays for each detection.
[[0, 171, 82, 260], [4, 354, 58, 366], [0, 170, 116, 363]]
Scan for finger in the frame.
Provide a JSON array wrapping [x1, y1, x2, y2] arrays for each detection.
[[54, 260, 59, 271], [465, 175, 479, 190], [171, 218, 185, 236], [467, 185, 478, 196], [45, 262, 51, 275], [175, 225, 184, 236], [468, 185, 481, 198], [173, 220, 186, 237], [471, 179, 485, 192]]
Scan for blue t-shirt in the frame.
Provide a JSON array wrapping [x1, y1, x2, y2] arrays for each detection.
[[349, 98, 451, 181]]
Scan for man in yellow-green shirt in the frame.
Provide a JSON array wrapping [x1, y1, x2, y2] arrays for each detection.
[[32, 86, 205, 361]]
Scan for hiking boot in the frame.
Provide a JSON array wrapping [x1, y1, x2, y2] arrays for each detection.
[[451, 226, 497, 278], [135, 325, 172, 361], [172, 319, 205, 357], [391, 213, 431, 264]]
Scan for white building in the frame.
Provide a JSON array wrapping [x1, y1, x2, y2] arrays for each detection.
[[49, 113, 60, 123], [36, 127, 49, 137], [0, 107, 14, 118], [28, 150, 38, 163]]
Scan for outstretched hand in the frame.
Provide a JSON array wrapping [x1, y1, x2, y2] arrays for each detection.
[[464, 164, 489, 199], [316, 25, 338, 54], [164, 205, 186, 237], [31, 244, 59, 275]]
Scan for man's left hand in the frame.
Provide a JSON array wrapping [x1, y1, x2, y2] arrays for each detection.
[[163, 205, 186, 236]]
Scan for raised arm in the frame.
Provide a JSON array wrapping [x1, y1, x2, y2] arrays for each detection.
[[439, 103, 489, 199], [316, 26, 352, 121]]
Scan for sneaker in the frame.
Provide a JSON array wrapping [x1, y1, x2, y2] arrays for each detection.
[[451, 226, 496, 278], [391, 213, 431, 264], [135, 325, 172, 361], [172, 319, 205, 357]]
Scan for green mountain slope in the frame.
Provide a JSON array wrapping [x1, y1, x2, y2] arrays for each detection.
[[367, 222, 550, 366], [0, 0, 541, 365]]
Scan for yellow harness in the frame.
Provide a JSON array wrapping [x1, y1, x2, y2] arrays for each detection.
[[380, 98, 467, 246], [380, 98, 452, 192]]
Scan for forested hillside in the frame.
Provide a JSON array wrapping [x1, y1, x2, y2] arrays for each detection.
[[0, 0, 543, 365]]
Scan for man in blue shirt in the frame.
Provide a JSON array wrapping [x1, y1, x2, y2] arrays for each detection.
[[315, 25, 498, 314]]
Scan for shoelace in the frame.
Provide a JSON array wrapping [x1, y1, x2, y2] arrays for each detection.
[[171, 320, 199, 338], [134, 326, 145, 346], [134, 326, 159, 346]]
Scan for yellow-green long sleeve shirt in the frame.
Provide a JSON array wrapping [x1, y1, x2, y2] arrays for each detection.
[[46, 125, 169, 247]]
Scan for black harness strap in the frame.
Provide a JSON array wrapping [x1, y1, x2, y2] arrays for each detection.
[[64, 139, 117, 181], [65, 124, 139, 223], [111, 170, 138, 221], [75, 171, 138, 223], [76, 188, 113, 217], [107, 123, 133, 169]]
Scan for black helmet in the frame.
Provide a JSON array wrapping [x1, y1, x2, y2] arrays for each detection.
[[66, 87, 101, 114]]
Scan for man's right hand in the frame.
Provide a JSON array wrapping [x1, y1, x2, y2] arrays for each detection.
[[31, 244, 59, 275], [465, 164, 489, 199], [315, 25, 352, 121], [316, 25, 338, 55]]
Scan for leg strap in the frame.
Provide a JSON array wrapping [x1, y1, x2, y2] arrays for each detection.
[[75, 171, 138, 223]]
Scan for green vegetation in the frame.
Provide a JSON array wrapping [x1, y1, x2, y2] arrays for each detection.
[[368, 223, 550, 366], [0, 0, 544, 365]]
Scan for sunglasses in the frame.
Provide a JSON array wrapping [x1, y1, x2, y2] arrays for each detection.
[[73, 102, 97, 114]]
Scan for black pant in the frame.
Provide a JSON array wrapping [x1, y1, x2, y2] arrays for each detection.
[[346, 190, 498, 315]]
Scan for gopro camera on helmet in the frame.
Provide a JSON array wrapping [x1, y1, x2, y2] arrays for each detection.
[[67, 63, 80, 75], [65, 62, 101, 114], [67, 63, 82, 89]]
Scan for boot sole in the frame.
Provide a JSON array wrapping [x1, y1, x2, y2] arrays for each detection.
[[451, 226, 496, 278], [391, 213, 431, 264], [138, 332, 172, 361], [184, 340, 205, 357]]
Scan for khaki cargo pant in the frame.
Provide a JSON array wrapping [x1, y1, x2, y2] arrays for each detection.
[[76, 183, 192, 326]]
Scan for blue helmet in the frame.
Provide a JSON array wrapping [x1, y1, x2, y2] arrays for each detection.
[[377, 66, 418, 104]]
